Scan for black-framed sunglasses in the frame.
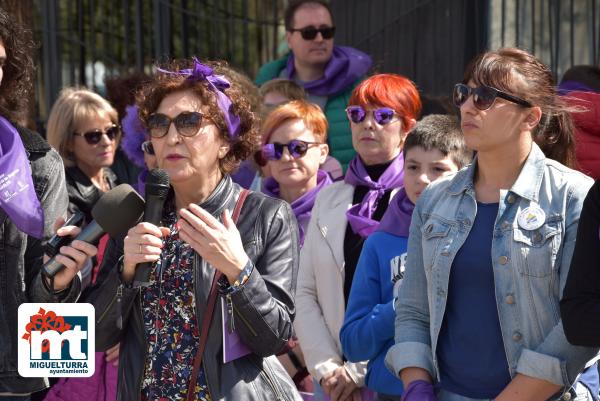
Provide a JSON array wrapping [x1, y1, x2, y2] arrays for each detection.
[[288, 25, 336, 40], [345, 106, 398, 125], [255, 139, 322, 166], [452, 83, 532, 110], [145, 111, 205, 138], [73, 124, 120, 145]]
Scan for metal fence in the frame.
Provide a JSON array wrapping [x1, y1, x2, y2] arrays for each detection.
[[488, 0, 600, 79], [33, 0, 287, 121], [330, 0, 489, 97], [332, 0, 600, 97], [29, 0, 600, 124]]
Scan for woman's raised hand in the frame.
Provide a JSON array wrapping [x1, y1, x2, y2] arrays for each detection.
[[178, 204, 249, 284], [121, 222, 170, 283]]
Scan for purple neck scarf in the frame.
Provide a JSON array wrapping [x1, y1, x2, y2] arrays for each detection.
[[377, 187, 414, 237], [286, 46, 372, 97], [263, 169, 332, 246], [157, 57, 241, 139], [0, 116, 44, 238], [345, 154, 404, 238]]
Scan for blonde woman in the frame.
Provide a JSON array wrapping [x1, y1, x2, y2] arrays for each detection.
[[47, 88, 121, 224]]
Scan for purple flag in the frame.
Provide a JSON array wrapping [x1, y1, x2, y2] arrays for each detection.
[[0, 116, 44, 238]]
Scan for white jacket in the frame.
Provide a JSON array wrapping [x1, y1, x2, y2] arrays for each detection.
[[294, 180, 368, 385]]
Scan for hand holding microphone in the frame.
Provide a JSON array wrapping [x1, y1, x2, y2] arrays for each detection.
[[45, 220, 99, 292], [122, 169, 170, 287], [42, 184, 145, 290]]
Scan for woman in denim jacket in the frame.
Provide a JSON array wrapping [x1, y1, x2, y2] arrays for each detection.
[[385, 48, 599, 401]]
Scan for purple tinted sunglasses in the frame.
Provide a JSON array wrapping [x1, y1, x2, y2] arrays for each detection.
[[260, 139, 321, 164], [345, 106, 398, 125]]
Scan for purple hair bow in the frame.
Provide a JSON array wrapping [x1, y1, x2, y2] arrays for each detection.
[[157, 57, 241, 139]]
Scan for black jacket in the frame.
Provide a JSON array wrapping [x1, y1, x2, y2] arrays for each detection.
[[561, 179, 600, 346], [90, 175, 303, 401], [65, 165, 119, 225], [0, 126, 80, 394]]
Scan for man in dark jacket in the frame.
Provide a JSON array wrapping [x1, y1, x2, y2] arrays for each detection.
[[0, 7, 97, 400], [256, 0, 372, 171]]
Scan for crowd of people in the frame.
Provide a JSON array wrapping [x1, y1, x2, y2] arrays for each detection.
[[2, 1, 600, 401]]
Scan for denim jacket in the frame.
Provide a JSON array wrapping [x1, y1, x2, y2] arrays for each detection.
[[385, 143, 598, 391], [0, 126, 79, 394]]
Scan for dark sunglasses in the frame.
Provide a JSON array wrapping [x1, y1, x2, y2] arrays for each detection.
[[256, 139, 321, 166], [73, 124, 120, 145], [288, 25, 336, 40], [145, 111, 204, 138], [345, 106, 398, 125], [452, 83, 532, 110]]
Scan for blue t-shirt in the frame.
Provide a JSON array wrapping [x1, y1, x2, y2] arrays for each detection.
[[437, 202, 512, 398], [341, 231, 407, 396]]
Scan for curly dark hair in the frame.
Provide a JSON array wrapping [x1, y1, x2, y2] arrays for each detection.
[[136, 59, 260, 174], [104, 71, 152, 121], [0, 7, 35, 123]]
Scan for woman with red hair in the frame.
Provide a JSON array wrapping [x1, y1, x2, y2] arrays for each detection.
[[295, 74, 421, 401], [259, 100, 332, 247]]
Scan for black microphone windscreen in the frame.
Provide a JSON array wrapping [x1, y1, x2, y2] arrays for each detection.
[[145, 169, 170, 198], [91, 184, 145, 237]]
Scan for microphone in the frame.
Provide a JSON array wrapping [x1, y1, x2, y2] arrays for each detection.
[[42, 184, 145, 278], [133, 168, 170, 287]]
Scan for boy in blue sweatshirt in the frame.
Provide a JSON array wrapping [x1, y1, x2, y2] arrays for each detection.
[[340, 115, 473, 400]]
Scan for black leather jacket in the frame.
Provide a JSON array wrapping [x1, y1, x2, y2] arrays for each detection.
[[90, 176, 303, 401], [0, 126, 81, 394], [65, 165, 119, 225]]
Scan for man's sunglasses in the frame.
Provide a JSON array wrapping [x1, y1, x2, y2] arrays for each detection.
[[73, 125, 120, 145], [452, 83, 532, 110], [288, 26, 336, 40], [255, 139, 321, 166], [145, 111, 205, 138], [345, 106, 398, 125]]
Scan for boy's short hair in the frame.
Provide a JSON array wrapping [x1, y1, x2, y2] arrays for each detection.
[[404, 114, 473, 169], [259, 79, 307, 102]]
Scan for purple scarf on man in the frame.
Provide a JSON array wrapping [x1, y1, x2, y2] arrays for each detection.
[[377, 187, 415, 237], [345, 154, 404, 238], [263, 169, 332, 246], [0, 116, 44, 238], [286, 46, 372, 97]]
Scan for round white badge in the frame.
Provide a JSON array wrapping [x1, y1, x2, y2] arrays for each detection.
[[517, 204, 546, 231]]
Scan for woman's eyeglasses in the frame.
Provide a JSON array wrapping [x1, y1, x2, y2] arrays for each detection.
[[145, 111, 205, 138], [73, 125, 120, 145], [452, 83, 532, 110], [345, 106, 398, 125], [288, 25, 336, 40], [255, 139, 321, 166]]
